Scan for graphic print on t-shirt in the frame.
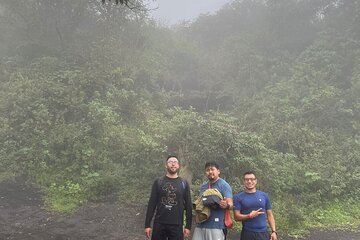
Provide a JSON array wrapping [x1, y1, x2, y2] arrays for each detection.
[[161, 182, 178, 210]]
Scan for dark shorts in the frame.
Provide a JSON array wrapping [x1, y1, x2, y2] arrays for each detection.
[[240, 230, 270, 240], [152, 222, 183, 240]]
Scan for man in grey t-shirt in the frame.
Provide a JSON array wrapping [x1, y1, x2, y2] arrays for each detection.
[[192, 161, 233, 240]]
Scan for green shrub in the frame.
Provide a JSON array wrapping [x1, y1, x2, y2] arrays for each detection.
[[46, 181, 85, 212]]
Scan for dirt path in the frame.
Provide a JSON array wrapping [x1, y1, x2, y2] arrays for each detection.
[[0, 179, 146, 240], [1, 179, 359, 240]]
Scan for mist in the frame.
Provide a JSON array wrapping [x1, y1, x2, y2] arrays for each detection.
[[146, 0, 230, 25], [0, 0, 359, 239]]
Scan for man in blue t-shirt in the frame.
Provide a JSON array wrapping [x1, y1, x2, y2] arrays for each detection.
[[192, 161, 233, 240], [233, 171, 277, 240]]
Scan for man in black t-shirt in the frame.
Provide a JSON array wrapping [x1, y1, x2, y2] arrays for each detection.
[[144, 155, 192, 240]]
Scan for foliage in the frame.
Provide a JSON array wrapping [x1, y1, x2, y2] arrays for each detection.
[[46, 181, 84, 212], [0, 0, 359, 235]]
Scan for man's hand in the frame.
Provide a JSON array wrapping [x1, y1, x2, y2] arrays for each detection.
[[249, 208, 265, 218], [184, 228, 191, 238], [219, 198, 228, 209], [144, 227, 152, 238], [270, 231, 277, 240]]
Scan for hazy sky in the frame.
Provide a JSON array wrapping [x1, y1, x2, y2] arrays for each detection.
[[146, 0, 231, 25]]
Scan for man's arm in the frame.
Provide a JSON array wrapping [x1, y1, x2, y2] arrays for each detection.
[[267, 209, 277, 240], [144, 180, 158, 228], [233, 208, 265, 221], [183, 180, 192, 238], [220, 181, 233, 209], [226, 197, 233, 208], [234, 209, 246, 221]]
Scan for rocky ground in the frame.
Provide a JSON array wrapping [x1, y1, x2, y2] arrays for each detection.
[[0, 179, 359, 240]]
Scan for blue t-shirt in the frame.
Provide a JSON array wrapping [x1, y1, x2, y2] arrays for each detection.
[[233, 191, 272, 232], [197, 178, 233, 229]]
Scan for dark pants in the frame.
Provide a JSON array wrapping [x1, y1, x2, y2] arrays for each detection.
[[152, 222, 183, 240], [240, 230, 270, 240]]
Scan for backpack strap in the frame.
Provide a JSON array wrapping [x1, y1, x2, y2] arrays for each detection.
[[156, 176, 164, 192], [180, 177, 186, 190]]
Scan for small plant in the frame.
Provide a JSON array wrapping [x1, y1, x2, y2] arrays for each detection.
[[46, 180, 85, 212]]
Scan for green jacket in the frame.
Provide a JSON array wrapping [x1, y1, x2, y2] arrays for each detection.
[[193, 188, 223, 223]]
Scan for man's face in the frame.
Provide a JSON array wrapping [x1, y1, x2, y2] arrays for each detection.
[[165, 157, 180, 174], [205, 166, 220, 182], [243, 173, 257, 190]]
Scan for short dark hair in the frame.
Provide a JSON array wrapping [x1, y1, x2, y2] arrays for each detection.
[[204, 161, 220, 170], [243, 171, 256, 178], [166, 155, 179, 163]]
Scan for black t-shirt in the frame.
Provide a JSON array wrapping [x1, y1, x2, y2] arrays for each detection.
[[145, 176, 192, 229]]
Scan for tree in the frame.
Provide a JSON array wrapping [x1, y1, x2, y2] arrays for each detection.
[[101, 0, 148, 10]]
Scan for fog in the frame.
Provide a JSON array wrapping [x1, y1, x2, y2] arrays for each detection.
[[146, 0, 230, 25], [0, 0, 359, 239]]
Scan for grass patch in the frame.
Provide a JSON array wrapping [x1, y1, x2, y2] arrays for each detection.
[[46, 196, 81, 213], [272, 197, 360, 237], [306, 200, 360, 230], [0, 172, 16, 182], [45, 181, 86, 213]]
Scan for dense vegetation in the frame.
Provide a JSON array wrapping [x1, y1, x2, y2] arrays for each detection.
[[0, 0, 359, 236]]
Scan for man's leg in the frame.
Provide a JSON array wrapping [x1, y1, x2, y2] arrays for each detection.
[[166, 224, 184, 240], [192, 227, 205, 240], [241, 230, 270, 240], [205, 228, 225, 240], [241, 230, 254, 240], [193, 228, 225, 240], [254, 232, 270, 240], [151, 222, 167, 240]]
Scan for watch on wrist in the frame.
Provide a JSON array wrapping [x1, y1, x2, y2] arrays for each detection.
[[271, 231, 277, 235]]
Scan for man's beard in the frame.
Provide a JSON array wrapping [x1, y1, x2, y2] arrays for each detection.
[[245, 185, 255, 190], [167, 168, 178, 174], [207, 175, 217, 181]]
